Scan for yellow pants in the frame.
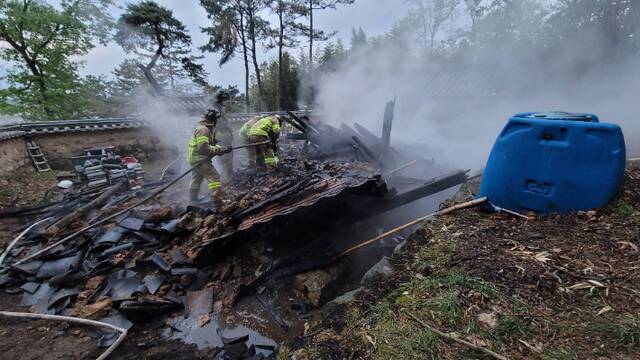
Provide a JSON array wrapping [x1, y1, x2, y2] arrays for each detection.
[[245, 135, 277, 171], [189, 161, 222, 199]]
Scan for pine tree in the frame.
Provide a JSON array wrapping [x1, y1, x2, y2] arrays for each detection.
[[115, 1, 207, 95]]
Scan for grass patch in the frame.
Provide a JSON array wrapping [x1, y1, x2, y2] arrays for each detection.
[[0, 187, 17, 197], [542, 347, 579, 360], [493, 315, 528, 342], [616, 203, 635, 217], [356, 271, 505, 358], [595, 315, 640, 348], [424, 292, 462, 327], [414, 222, 460, 268], [369, 311, 442, 360]]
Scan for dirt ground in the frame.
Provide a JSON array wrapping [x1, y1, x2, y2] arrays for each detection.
[[3, 161, 639, 359], [0, 168, 60, 210], [0, 291, 221, 360], [298, 169, 640, 359]]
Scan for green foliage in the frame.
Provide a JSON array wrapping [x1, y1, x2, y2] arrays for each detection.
[[617, 203, 635, 217], [0, 0, 114, 120], [116, 1, 190, 53], [200, 0, 272, 110], [546, 0, 639, 63], [595, 315, 640, 348], [350, 27, 367, 50], [250, 52, 299, 111], [542, 348, 579, 360], [493, 315, 528, 342], [115, 1, 207, 94], [317, 39, 348, 69], [364, 302, 441, 360], [199, 0, 239, 66]]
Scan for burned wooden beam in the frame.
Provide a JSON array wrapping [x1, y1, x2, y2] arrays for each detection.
[[353, 123, 382, 147], [286, 133, 309, 141], [193, 167, 468, 264], [351, 136, 381, 167], [339, 124, 362, 140], [381, 99, 395, 159], [282, 116, 307, 134], [330, 170, 470, 227], [287, 111, 319, 135], [307, 147, 357, 161]]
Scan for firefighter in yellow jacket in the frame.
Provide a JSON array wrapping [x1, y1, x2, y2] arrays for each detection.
[[187, 109, 232, 204], [239, 115, 282, 173]]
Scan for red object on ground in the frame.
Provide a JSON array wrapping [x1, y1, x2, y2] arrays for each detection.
[[121, 156, 139, 166]]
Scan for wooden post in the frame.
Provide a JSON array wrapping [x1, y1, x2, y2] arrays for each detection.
[[381, 97, 396, 160]]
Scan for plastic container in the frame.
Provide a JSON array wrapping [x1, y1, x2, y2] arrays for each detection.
[[479, 112, 626, 214]]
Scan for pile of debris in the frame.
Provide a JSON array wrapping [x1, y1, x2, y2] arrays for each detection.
[[70, 146, 145, 190], [0, 117, 467, 358]]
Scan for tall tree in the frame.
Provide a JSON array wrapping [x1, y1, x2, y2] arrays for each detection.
[[253, 52, 300, 111], [200, 0, 248, 109], [115, 1, 207, 95], [201, 0, 270, 110], [306, 0, 354, 71], [547, 0, 639, 62], [350, 27, 367, 50], [0, 0, 113, 120], [268, 0, 306, 110], [408, 0, 460, 58]]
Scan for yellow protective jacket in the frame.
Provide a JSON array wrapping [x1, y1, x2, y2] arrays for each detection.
[[187, 121, 222, 164], [239, 116, 281, 140]]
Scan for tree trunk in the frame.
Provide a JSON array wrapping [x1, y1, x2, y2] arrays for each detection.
[[430, 32, 435, 57], [309, 0, 314, 71], [239, 14, 251, 111], [36, 77, 53, 119], [277, 1, 284, 111], [248, 9, 264, 111], [12, 43, 53, 118], [140, 47, 164, 95]]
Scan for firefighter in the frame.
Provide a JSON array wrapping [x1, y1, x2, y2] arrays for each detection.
[[239, 115, 282, 173], [187, 109, 232, 205], [212, 90, 234, 178]]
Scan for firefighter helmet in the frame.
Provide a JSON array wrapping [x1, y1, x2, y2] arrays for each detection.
[[203, 108, 221, 125], [215, 90, 231, 103]]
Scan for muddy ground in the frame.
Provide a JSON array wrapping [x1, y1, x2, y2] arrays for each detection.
[[0, 292, 218, 360], [297, 170, 640, 359]]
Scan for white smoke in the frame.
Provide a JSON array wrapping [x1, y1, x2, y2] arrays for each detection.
[[314, 5, 640, 171]]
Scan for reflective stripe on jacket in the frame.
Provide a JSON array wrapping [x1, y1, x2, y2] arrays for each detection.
[[240, 116, 281, 139], [239, 116, 260, 139], [187, 122, 221, 164]]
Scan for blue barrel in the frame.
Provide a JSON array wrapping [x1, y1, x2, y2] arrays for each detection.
[[479, 112, 626, 214]]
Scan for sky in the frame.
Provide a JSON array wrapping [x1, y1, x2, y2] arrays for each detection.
[[77, 0, 409, 88]]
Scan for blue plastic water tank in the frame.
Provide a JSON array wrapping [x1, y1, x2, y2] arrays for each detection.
[[479, 112, 626, 214]]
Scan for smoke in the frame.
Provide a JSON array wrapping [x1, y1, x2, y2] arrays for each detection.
[[314, 3, 640, 172]]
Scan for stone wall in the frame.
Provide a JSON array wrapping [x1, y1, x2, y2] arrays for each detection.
[[33, 129, 176, 169], [0, 137, 30, 177], [0, 128, 177, 174]]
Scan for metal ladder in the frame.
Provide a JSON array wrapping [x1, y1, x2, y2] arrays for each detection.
[[25, 138, 51, 172]]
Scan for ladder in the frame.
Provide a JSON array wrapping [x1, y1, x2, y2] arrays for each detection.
[[25, 138, 51, 172]]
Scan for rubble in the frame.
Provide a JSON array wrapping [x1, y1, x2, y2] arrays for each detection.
[[0, 119, 468, 358], [360, 256, 393, 284], [293, 270, 335, 307]]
